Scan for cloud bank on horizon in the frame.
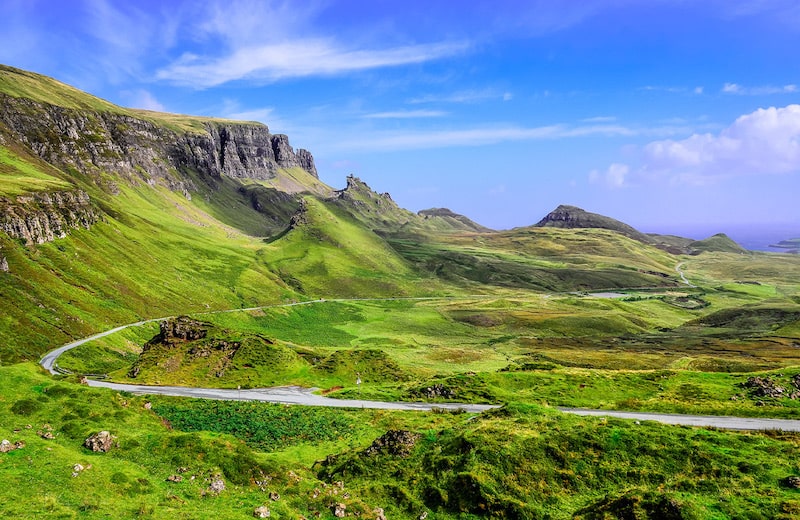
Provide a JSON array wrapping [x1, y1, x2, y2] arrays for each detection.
[[1, 0, 799, 231]]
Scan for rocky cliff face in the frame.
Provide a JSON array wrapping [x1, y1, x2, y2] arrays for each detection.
[[0, 93, 318, 190], [0, 189, 100, 245]]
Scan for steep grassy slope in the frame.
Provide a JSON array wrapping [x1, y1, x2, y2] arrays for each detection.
[[260, 197, 442, 297]]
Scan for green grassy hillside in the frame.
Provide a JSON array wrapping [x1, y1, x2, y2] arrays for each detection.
[[6, 62, 800, 519]]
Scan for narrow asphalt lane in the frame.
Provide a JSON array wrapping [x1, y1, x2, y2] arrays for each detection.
[[38, 297, 800, 430]]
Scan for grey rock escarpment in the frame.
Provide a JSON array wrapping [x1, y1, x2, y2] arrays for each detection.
[[0, 93, 318, 191], [0, 189, 99, 245]]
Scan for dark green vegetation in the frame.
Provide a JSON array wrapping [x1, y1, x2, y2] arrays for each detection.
[[3, 63, 800, 518]]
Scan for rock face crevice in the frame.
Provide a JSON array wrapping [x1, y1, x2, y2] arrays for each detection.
[[0, 190, 100, 245], [0, 93, 318, 190]]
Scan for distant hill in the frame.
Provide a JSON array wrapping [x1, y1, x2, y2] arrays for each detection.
[[417, 207, 492, 233], [688, 233, 747, 255], [534, 205, 747, 255], [534, 204, 653, 244]]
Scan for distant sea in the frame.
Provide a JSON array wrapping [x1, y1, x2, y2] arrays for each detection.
[[644, 223, 800, 252]]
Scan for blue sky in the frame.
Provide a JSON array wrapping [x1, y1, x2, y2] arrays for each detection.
[[2, 0, 800, 236]]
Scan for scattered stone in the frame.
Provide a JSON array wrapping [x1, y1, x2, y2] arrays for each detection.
[[419, 512, 428, 520], [143, 402, 152, 410], [269, 491, 280, 501], [177, 466, 189, 473], [14, 441, 25, 449], [0, 440, 15, 453], [364, 430, 422, 457], [167, 475, 183, 483], [84, 431, 116, 452], [742, 377, 786, 398], [332, 503, 346, 518], [209, 478, 226, 494], [253, 506, 271, 518], [0, 256, 8, 272], [39, 431, 55, 440], [79, 376, 89, 385], [417, 383, 455, 399], [375, 508, 386, 520], [785, 476, 800, 489], [72, 463, 84, 477]]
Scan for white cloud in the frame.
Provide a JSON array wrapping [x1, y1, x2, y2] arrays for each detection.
[[120, 89, 166, 111], [503, 92, 513, 101], [722, 83, 798, 95], [589, 163, 629, 188], [363, 110, 447, 119], [336, 123, 645, 152], [157, 39, 468, 87], [599, 104, 800, 186]]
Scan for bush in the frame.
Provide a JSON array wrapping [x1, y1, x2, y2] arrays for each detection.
[[10, 398, 41, 416]]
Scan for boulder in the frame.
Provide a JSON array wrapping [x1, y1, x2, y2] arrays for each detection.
[[83, 431, 116, 452], [785, 476, 800, 489], [209, 478, 226, 494], [0, 439, 14, 453]]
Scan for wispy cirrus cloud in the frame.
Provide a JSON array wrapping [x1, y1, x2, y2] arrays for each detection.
[[157, 40, 469, 88], [363, 110, 447, 119], [722, 83, 798, 95], [593, 104, 800, 187], [408, 89, 512, 104], [639, 85, 704, 95], [332, 122, 697, 152]]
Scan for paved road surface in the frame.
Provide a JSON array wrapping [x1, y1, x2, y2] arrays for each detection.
[[38, 297, 800, 430], [87, 379, 498, 412], [561, 407, 800, 432]]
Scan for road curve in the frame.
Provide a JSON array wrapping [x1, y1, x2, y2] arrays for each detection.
[[675, 261, 696, 288], [38, 297, 800, 429], [86, 380, 498, 413]]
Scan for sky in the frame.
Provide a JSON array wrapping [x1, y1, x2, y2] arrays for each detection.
[[2, 0, 800, 238]]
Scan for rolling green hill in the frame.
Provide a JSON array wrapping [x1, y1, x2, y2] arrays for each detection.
[[4, 63, 800, 520]]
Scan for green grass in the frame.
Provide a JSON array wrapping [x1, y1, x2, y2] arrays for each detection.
[[6, 362, 800, 519], [0, 146, 72, 195]]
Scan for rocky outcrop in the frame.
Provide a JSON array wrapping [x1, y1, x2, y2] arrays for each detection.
[[363, 430, 421, 457], [146, 316, 209, 348], [83, 431, 116, 452], [0, 92, 318, 193], [535, 204, 651, 243], [175, 125, 317, 181], [0, 190, 99, 245]]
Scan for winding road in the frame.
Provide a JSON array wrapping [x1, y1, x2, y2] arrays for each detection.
[[38, 297, 800, 430], [675, 261, 696, 288]]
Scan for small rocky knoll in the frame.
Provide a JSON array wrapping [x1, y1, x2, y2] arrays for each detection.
[[363, 430, 421, 457]]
